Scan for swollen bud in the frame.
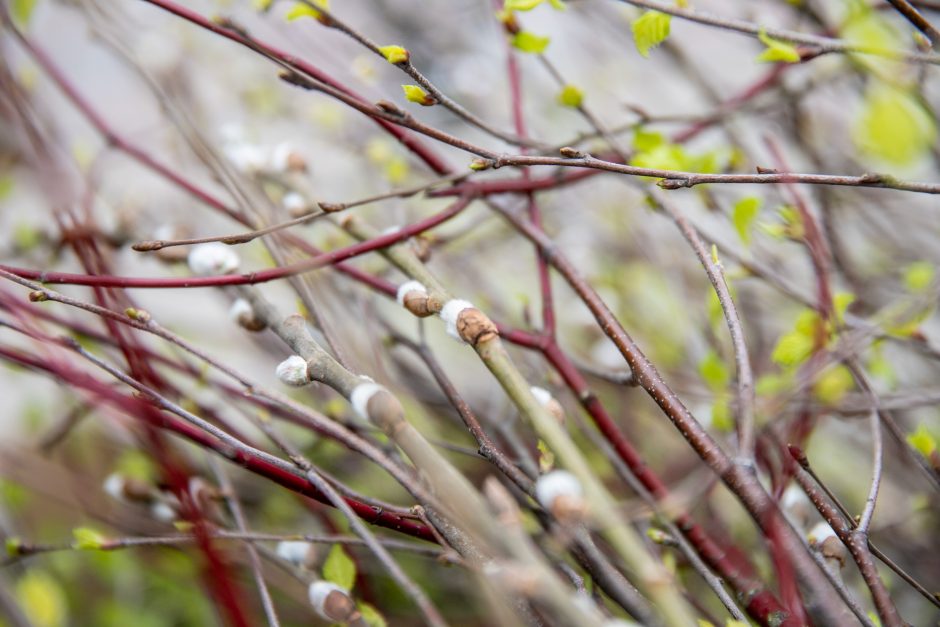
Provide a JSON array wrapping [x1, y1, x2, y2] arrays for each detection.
[[187, 242, 240, 275], [229, 299, 266, 332], [530, 386, 565, 424], [276, 355, 311, 387], [275, 540, 317, 569], [308, 581, 358, 622], [396, 280, 432, 317], [535, 469, 586, 522]]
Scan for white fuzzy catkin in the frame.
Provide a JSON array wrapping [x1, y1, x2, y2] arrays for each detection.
[[350, 381, 385, 420], [150, 501, 177, 522], [282, 191, 306, 213], [396, 280, 427, 307], [808, 521, 838, 544], [308, 581, 348, 620], [275, 540, 312, 566], [187, 242, 240, 275], [534, 470, 583, 510], [530, 386, 553, 407], [439, 299, 474, 341], [276, 355, 311, 387], [102, 473, 126, 501], [228, 299, 253, 322], [269, 142, 294, 172]]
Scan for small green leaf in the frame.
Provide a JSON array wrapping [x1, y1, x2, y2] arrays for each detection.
[[631, 11, 671, 58], [6, 537, 22, 556], [907, 424, 937, 459], [401, 85, 433, 106], [556, 84, 583, 108], [512, 31, 551, 53], [547, 0, 567, 9], [322, 545, 356, 590], [854, 84, 936, 165], [285, 0, 328, 21], [833, 292, 856, 324], [698, 351, 729, 392], [771, 311, 819, 367], [72, 527, 106, 550], [732, 197, 761, 244], [633, 128, 665, 152], [711, 397, 733, 432], [813, 365, 854, 405], [537, 439, 555, 472], [505, 0, 544, 10], [358, 602, 388, 627], [378, 45, 410, 65], [12, 0, 38, 27], [756, 29, 801, 63], [903, 261, 935, 293]]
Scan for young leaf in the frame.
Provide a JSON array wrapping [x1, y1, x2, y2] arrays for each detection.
[[631, 11, 671, 58], [698, 351, 729, 391], [401, 85, 434, 106], [285, 0, 329, 21], [906, 424, 937, 459], [903, 261, 935, 293], [512, 31, 551, 54], [378, 45, 410, 65], [732, 197, 761, 244], [72, 527, 106, 550], [505, 0, 544, 10], [358, 602, 388, 627], [557, 84, 583, 108], [322, 545, 356, 590], [756, 29, 801, 63], [633, 128, 665, 152], [854, 84, 936, 165], [812, 365, 854, 405]]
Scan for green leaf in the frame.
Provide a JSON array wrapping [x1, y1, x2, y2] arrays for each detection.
[[813, 365, 854, 405], [833, 292, 856, 324], [401, 85, 433, 105], [72, 527, 106, 550], [633, 128, 665, 152], [732, 197, 761, 244], [322, 545, 356, 590], [512, 31, 551, 54], [698, 351, 729, 392], [505, 0, 544, 10], [711, 397, 733, 433], [854, 84, 936, 165], [537, 439, 555, 472], [556, 84, 583, 108], [378, 45, 409, 65], [12, 0, 38, 27], [547, 0, 567, 9], [756, 29, 801, 63], [630, 143, 687, 171], [16, 570, 67, 627], [907, 424, 937, 459], [903, 261, 935, 293], [358, 602, 388, 627], [771, 311, 820, 367], [631, 11, 671, 58], [6, 537, 22, 556], [285, 0, 328, 21]]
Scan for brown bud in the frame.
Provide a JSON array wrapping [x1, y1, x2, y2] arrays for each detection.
[[402, 289, 434, 318], [320, 589, 358, 622], [28, 290, 48, 302], [411, 235, 432, 262], [559, 146, 584, 158], [818, 536, 847, 569], [132, 240, 165, 251], [552, 494, 588, 524], [237, 312, 266, 332], [376, 100, 405, 117], [121, 477, 157, 504], [317, 201, 345, 213], [456, 308, 499, 346], [544, 398, 566, 425], [286, 151, 307, 172]]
